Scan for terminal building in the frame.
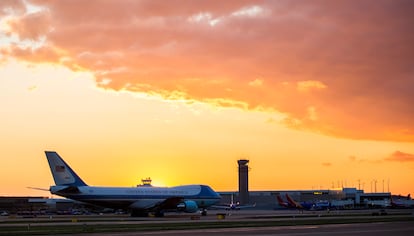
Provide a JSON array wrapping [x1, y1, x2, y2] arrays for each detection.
[[218, 188, 393, 209], [217, 159, 395, 209], [0, 196, 79, 215]]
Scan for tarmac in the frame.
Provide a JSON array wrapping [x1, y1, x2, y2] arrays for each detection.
[[1, 209, 413, 235], [85, 221, 414, 236]]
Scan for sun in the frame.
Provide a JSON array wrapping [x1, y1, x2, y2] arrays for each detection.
[[150, 180, 167, 187]]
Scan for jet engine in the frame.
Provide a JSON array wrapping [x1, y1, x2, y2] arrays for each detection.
[[177, 200, 198, 213]]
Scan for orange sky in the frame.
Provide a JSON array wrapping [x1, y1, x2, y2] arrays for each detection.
[[1, 0, 413, 197]]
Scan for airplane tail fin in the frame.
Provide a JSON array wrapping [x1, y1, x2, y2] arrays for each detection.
[[277, 195, 286, 206], [45, 151, 87, 186], [286, 193, 302, 208]]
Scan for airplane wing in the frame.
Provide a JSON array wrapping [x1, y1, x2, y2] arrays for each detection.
[[209, 205, 231, 210], [143, 196, 204, 216], [235, 203, 256, 209], [150, 197, 183, 211], [210, 203, 256, 210]]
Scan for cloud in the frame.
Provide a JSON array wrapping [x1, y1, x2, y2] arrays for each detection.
[[248, 78, 263, 87], [27, 85, 37, 91], [0, 0, 26, 17], [322, 162, 332, 167], [297, 80, 327, 92], [7, 9, 51, 40], [1, 0, 414, 142], [347, 155, 383, 164], [385, 151, 414, 163], [348, 156, 357, 162]]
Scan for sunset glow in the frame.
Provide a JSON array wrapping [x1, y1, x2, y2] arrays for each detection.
[[1, 0, 413, 197]]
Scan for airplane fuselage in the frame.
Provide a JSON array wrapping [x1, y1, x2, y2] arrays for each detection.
[[51, 184, 220, 210]]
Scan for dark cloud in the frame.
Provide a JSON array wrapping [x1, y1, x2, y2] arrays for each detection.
[[1, 0, 414, 142], [385, 151, 414, 162]]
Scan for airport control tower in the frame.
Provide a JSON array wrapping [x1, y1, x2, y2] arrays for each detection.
[[238, 159, 250, 205]]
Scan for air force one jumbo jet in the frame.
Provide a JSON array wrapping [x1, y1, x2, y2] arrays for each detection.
[[45, 151, 221, 217]]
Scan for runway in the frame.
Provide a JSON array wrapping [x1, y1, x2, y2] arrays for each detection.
[[1, 209, 413, 235], [77, 222, 414, 236]]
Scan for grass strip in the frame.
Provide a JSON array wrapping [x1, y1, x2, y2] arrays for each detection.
[[0, 215, 413, 235]]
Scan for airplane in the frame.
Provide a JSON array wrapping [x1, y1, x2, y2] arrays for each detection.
[[277, 194, 330, 211], [390, 195, 414, 209], [211, 194, 256, 210], [285, 193, 313, 210], [43, 151, 221, 217]]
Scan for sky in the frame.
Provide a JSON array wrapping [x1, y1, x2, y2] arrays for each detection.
[[1, 0, 414, 197]]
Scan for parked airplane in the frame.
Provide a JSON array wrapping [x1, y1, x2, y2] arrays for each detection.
[[44, 151, 221, 217], [212, 194, 256, 210], [277, 194, 330, 210], [390, 195, 414, 209], [287, 194, 319, 210]]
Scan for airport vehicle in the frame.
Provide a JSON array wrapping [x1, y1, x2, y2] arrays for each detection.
[[211, 194, 256, 210], [44, 151, 221, 217], [277, 194, 330, 210]]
